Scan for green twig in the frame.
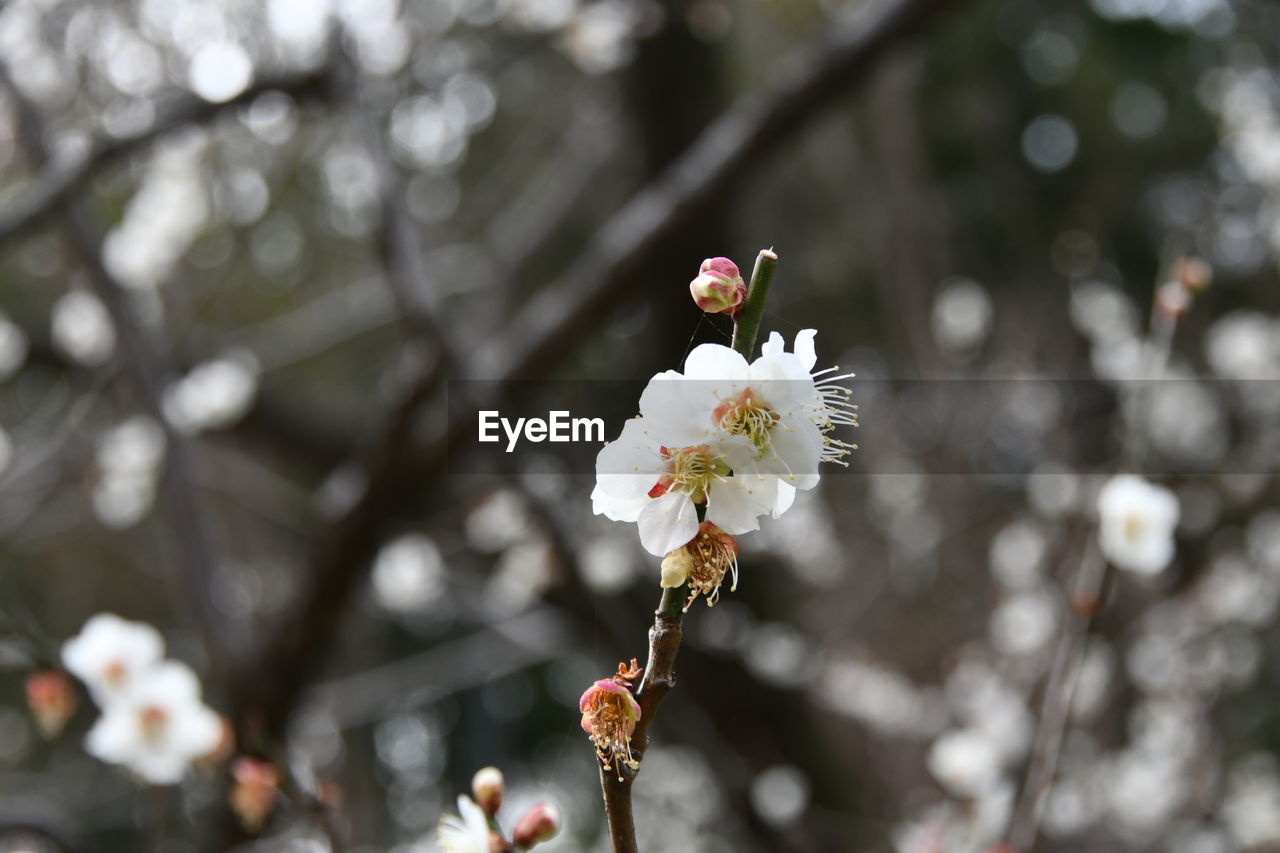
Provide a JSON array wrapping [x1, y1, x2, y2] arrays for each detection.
[[731, 249, 779, 360]]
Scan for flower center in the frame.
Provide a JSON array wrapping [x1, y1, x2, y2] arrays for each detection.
[[713, 388, 779, 455], [1123, 514, 1146, 543], [648, 445, 727, 503], [581, 690, 639, 777], [139, 705, 168, 742], [661, 521, 740, 610], [103, 660, 127, 687]]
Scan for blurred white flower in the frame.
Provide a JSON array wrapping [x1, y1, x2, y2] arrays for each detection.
[[85, 660, 221, 784], [61, 613, 165, 707], [927, 728, 1005, 797], [931, 277, 993, 353], [371, 533, 445, 613], [188, 41, 253, 103], [989, 589, 1059, 656], [559, 0, 639, 74], [437, 794, 491, 853], [1097, 475, 1179, 575], [162, 352, 259, 433], [1204, 310, 1280, 379], [104, 137, 209, 296], [93, 416, 165, 529], [1221, 754, 1280, 848], [51, 289, 115, 366]]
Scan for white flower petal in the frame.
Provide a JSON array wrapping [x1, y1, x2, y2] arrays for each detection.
[[637, 490, 699, 556]]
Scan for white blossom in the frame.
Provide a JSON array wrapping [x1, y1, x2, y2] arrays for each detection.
[[85, 660, 221, 784], [592, 416, 774, 556], [61, 613, 164, 707], [1097, 475, 1180, 575], [162, 351, 259, 433], [437, 794, 491, 853], [51, 289, 115, 366]]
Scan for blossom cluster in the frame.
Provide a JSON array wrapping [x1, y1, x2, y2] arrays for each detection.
[[592, 269, 856, 606], [60, 613, 223, 785], [437, 766, 561, 852]]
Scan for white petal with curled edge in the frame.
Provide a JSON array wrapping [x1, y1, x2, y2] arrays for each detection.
[[637, 490, 699, 556]]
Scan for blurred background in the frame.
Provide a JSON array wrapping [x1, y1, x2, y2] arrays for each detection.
[[1, 0, 1279, 850]]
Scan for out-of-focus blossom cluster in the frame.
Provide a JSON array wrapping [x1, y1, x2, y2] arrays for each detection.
[[60, 613, 223, 784]]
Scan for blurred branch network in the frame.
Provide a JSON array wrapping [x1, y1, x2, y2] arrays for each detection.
[[0, 0, 1279, 851]]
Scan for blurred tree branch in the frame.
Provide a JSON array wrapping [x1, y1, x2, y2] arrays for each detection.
[[0, 64, 232, 673], [226, 0, 970, 749], [0, 70, 332, 246]]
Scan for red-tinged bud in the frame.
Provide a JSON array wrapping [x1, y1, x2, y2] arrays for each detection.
[[1155, 280, 1192, 319], [471, 766, 505, 817], [1173, 256, 1212, 292], [229, 757, 280, 833], [690, 256, 746, 314], [512, 802, 562, 849], [25, 671, 75, 738], [580, 678, 641, 778]]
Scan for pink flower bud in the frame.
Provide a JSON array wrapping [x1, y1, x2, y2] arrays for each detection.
[[579, 678, 641, 777], [25, 671, 75, 738], [1155, 280, 1192, 319], [512, 802, 562, 848], [229, 757, 280, 833], [1173, 256, 1212, 292], [689, 256, 746, 314], [471, 765, 505, 817]]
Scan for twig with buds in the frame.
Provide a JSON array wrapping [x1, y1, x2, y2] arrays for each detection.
[[1006, 256, 1208, 852], [590, 250, 779, 853]]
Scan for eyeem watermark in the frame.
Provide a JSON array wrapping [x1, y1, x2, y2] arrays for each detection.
[[478, 410, 606, 452]]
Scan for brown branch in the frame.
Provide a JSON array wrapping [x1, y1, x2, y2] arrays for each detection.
[[0, 70, 331, 246], [596, 585, 687, 853]]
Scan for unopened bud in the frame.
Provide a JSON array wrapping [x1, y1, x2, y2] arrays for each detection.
[[471, 766, 505, 817], [1155, 280, 1192, 319], [1173, 256, 1212, 292], [689, 257, 746, 314], [229, 757, 280, 833], [512, 802, 562, 848], [25, 671, 75, 738]]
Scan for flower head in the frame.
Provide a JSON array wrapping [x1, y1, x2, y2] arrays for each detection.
[[592, 417, 776, 556], [438, 794, 497, 853], [471, 766, 504, 817], [513, 801, 562, 848], [85, 660, 222, 785], [1097, 475, 1179, 575], [229, 757, 280, 833], [660, 521, 739, 609], [61, 613, 164, 707], [580, 663, 643, 779], [26, 671, 76, 738], [689, 257, 746, 314]]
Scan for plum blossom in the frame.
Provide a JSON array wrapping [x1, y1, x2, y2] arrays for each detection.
[[437, 794, 493, 853], [592, 416, 775, 556], [594, 330, 854, 557], [660, 520, 740, 609], [1097, 475, 1180, 575], [85, 660, 222, 784], [61, 613, 164, 707], [580, 662, 643, 778]]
